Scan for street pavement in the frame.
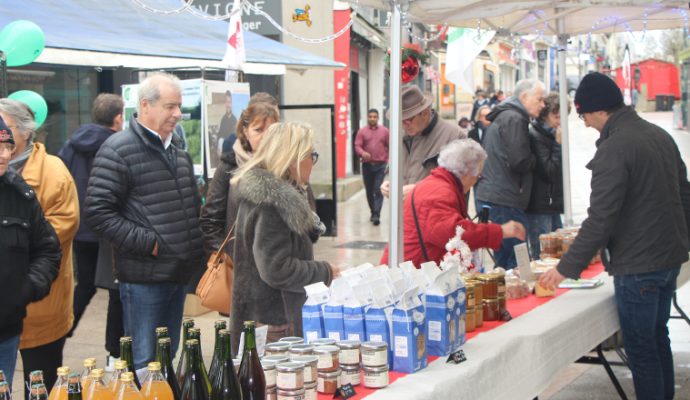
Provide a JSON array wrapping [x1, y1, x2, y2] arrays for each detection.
[[11, 111, 690, 399]]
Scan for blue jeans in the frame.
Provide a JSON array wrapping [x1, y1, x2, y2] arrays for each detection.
[[362, 163, 387, 218], [120, 282, 186, 369], [614, 267, 680, 400], [0, 334, 20, 386], [476, 201, 527, 269], [526, 213, 563, 259]]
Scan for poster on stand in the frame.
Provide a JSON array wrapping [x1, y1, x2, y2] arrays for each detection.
[[204, 81, 250, 177], [122, 79, 205, 176]]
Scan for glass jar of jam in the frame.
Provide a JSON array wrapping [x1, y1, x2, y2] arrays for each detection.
[[265, 342, 292, 357], [466, 306, 476, 332], [276, 361, 305, 391], [276, 387, 305, 400], [288, 344, 315, 358], [261, 360, 277, 388], [313, 345, 340, 372], [316, 369, 341, 394], [361, 341, 388, 367], [482, 298, 500, 321], [336, 340, 361, 366], [465, 281, 476, 309], [362, 365, 389, 389], [477, 275, 498, 299], [290, 355, 318, 383], [340, 363, 361, 386]]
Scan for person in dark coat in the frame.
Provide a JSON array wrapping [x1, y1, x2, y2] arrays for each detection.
[[540, 72, 690, 400], [58, 93, 124, 363], [229, 121, 338, 352], [219, 90, 238, 154], [526, 92, 569, 258], [467, 105, 491, 145], [84, 73, 204, 369], [380, 139, 525, 268], [474, 79, 545, 269], [0, 118, 60, 385]]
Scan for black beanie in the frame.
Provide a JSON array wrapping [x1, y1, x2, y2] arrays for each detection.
[[574, 72, 624, 114], [0, 116, 13, 145]]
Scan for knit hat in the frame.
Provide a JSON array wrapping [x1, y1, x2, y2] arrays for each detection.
[[574, 72, 623, 114], [0, 116, 13, 145]]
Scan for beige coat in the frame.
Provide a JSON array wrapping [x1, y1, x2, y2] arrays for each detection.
[[401, 115, 465, 185], [20, 142, 79, 349]]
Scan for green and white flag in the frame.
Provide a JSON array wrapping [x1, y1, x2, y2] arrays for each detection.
[[445, 28, 495, 92]]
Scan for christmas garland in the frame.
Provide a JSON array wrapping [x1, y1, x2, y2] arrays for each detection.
[[386, 43, 430, 83]]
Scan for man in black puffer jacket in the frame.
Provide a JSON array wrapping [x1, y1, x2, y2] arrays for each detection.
[[85, 73, 204, 370], [0, 119, 60, 384], [540, 72, 690, 400]]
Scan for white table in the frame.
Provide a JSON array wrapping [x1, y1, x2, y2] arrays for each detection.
[[366, 261, 690, 400]]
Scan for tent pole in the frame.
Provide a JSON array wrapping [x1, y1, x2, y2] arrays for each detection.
[[557, 17, 573, 226], [388, 2, 404, 267]]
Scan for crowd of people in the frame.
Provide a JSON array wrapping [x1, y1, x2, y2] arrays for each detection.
[[0, 70, 688, 400]]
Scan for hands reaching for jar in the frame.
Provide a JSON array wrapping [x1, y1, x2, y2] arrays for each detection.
[[500, 221, 526, 241]]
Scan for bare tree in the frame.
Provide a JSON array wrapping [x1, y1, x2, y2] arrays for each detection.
[[660, 29, 687, 65]]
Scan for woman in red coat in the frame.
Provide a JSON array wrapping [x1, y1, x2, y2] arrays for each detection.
[[381, 139, 525, 267]]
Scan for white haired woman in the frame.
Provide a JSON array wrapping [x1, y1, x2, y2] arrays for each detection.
[[229, 121, 340, 351], [381, 139, 525, 267]]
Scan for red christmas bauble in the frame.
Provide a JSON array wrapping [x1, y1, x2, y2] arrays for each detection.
[[401, 56, 420, 83]]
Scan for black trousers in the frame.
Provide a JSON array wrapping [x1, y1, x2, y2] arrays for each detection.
[[20, 337, 66, 400], [362, 163, 387, 218], [71, 241, 124, 357]]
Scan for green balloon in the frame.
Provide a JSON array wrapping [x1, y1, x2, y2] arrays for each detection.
[[0, 20, 45, 67], [9, 90, 48, 129]]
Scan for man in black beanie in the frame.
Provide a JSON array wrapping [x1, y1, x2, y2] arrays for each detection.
[[540, 72, 690, 399]]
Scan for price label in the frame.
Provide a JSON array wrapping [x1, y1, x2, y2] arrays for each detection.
[[446, 349, 467, 364], [333, 384, 357, 399]]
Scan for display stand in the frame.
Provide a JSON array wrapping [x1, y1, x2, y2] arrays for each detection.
[[671, 292, 690, 326], [576, 344, 628, 400]]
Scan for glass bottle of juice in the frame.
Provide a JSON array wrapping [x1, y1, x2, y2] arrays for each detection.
[[49, 367, 72, 400], [114, 373, 144, 400], [141, 362, 173, 400]]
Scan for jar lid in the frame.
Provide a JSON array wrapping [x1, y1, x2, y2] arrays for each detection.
[[263, 355, 290, 364], [311, 338, 337, 346], [318, 369, 342, 378], [279, 336, 304, 344], [276, 361, 305, 373], [289, 344, 315, 353], [313, 345, 339, 354], [336, 340, 361, 349], [363, 365, 389, 373], [483, 298, 499, 304], [265, 342, 291, 351], [266, 386, 277, 393], [290, 355, 319, 365], [260, 360, 277, 370], [304, 381, 317, 389], [340, 364, 361, 372], [277, 388, 306, 395], [361, 341, 387, 351]]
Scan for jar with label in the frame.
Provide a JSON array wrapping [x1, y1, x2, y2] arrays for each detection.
[[362, 365, 389, 389], [495, 273, 506, 298], [261, 359, 277, 388], [311, 338, 337, 347], [288, 344, 315, 358], [336, 340, 361, 365], [276, 361, 305, 391], [361, 341, 388, 367], [498, 294, 506, 314], [482, 298, 500, 321], [266, 386, 277, 400], [265, 342, 292, 357], [475, 301, 484, 328], [276, 387, 305, 400], [476, 275, 498, 299], [304, 382, 317, 400], [313, 345, 339, 372], [466, 306, 476, 332], [290, 355, 318, 383], [316, 369, 341, 394], [279, 336, 305, 346], [340, 364, 361, 386], [465, 282, 476, 308]]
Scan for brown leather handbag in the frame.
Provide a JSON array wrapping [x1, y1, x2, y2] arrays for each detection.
[[196, 224, 235, 314]]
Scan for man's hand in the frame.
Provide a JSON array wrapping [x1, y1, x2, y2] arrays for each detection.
[[555, 127, 562, 144], [500, 221, 526, 241], [329, 263, 342, 280], [152, 241, 159, 256], [538, 267, 566, 291], [361, 151, 372, 162], [380, 181, 415, 199]]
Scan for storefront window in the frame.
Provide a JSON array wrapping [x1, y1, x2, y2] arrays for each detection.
[[7, 65, 97, 154]]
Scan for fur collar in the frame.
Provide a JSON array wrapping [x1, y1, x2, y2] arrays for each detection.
[[236, 168, 314, 236]]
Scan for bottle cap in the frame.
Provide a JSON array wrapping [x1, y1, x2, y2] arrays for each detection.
[[57, 367, 71, 376], [147, 362, 161, 371], [83, 358, 97, 368], [119, 372, 134, 382], [90, 369, 105, 379], [114, 360, 128, 370]]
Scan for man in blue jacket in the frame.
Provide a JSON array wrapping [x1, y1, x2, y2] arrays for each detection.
[[58, 93, 124, 365], [540, 72, 690, 400]]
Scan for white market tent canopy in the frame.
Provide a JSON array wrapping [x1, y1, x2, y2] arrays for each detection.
[[351, 0, 688, 266]]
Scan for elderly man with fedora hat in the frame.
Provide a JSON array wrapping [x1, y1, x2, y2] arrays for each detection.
[[540, 72, 690, 400], [381, 84, 465, 199]]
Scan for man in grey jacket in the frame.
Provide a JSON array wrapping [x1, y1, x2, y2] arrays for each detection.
[[474, 79, 545, 268], [380, 85, 465, 199], [540, 72, 690, 400]]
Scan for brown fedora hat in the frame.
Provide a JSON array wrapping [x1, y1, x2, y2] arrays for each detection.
[[386, 85, 433, 120]]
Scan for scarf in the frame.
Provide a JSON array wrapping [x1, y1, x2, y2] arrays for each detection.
[[9, 142, 33, 174], [232, 139, 252, 168]]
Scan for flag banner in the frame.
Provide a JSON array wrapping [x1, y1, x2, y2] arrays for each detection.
[[222, 0, 246, 70], [445, 28, 495, 93]]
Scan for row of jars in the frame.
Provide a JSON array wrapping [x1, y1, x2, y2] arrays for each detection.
[[464, 272, 508, 330], [256, 337, 390, 398]]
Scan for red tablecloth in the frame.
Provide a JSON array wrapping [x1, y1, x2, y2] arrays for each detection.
[[317, 263, 606, 399]]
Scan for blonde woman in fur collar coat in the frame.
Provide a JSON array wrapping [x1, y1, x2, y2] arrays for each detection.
[[229, 121, 340, 351]]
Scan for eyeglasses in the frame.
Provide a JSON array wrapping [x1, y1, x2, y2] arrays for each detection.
[[311, 151, 319, 164], [0, 143, 15, 154]]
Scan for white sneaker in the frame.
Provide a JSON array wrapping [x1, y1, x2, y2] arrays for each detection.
[[105, 356, 119, 372]]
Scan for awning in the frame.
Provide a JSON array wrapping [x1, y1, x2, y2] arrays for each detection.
[[0, 0, 345, 72]]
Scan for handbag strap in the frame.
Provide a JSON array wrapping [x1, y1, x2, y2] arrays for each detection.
[[411, 187, 430, 262], [212, 222, 236, 265]]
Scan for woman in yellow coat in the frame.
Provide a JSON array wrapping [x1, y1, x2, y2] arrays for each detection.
[[0, 99, 79, 398]]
